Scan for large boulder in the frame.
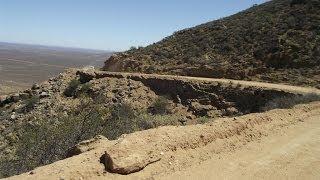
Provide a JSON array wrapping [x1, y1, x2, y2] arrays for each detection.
[[102, 149, 160, 175], [190, 101, 218, 116]]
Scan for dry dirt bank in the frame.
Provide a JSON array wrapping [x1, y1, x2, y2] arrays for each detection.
[[78, 70, 320, 95], [7, 101, 320, 180]]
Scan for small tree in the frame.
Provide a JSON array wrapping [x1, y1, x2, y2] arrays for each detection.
[[24, 96, 39, 112], [130, 46, 137, 51], [150, 96, 171, 115], [104, 103, 138, 139], [64, 79, 81, 97]]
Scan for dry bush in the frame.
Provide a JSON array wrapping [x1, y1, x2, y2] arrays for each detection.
[[64, 79, 81, 97], [137, 114, 181, 130], [149, 96, 171, 115], [196, 116, 215, 124], [23, 96, 39, 112]]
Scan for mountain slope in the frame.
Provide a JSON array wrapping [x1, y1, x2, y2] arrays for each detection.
[[103, 0, 320, 88]]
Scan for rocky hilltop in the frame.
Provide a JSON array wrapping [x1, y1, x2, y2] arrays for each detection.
[[103, 0, 320, 88]]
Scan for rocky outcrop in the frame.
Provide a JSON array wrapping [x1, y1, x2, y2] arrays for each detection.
[[76, 70, 297, 116], [103, 53, 142, 73]]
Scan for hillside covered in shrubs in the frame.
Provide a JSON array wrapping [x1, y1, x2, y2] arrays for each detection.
[[103, 0, 320, 88], [0, 69, 192, 177], [1, 68, 319, 178]]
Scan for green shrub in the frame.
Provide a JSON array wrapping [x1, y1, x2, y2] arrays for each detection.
[[0, 107, 6, 116], [130, 46, 137, 51], [196, 117, 214, 124], [1, 98, 110, 177], [64, 79, 81, 97], [1, 97, 189, 177], [79, 83, 92, 95], [110, 103, 136, 121], [150, 96, 171, 115], [103, 103, 138, 139], [1, 98, 205, 177], [290, 0, 306, 6], [137, 114, 181, 130], [24, 96, 39, 112]]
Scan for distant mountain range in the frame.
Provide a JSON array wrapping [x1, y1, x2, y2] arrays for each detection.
[[0, 42, 112, 54]]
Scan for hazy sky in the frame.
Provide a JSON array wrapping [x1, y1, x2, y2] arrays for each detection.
[[1, 0, 266, 51]]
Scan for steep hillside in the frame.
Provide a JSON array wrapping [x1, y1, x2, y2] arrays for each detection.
[[103, 0, 320, 88]]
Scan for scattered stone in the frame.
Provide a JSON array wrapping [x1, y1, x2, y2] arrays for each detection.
[[226, 107, 239, 116], [207, 109, 223, 118], [31, 83, 40, 90], [0, 95, 7, 106], [82, 66, 95, 71], [24, 89, 33, 94], [10, 93, 21, 103], [40, 92, 50, 98], [179, 118, 187, 125], [191, 101, 218, 116], [0, 125, 5, 131], [77, 70, 96, 83], [186, 114, 194, 119], [10, 113, 17, 120], [0, 95, 7, 102], [19, 93, 30, 99], [176, 95, 182, 104]]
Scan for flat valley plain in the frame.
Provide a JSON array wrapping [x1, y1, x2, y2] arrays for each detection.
[[0, 42, 112, 95]]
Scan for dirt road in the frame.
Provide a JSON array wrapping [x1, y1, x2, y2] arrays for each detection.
[[79, 70, 320, 95], [7, 102, 320, 180], [162, 112, 320, 180]]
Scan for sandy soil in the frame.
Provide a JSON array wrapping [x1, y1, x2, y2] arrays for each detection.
[[7, 101, 320, 180], [162, 110, 320, 180]]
